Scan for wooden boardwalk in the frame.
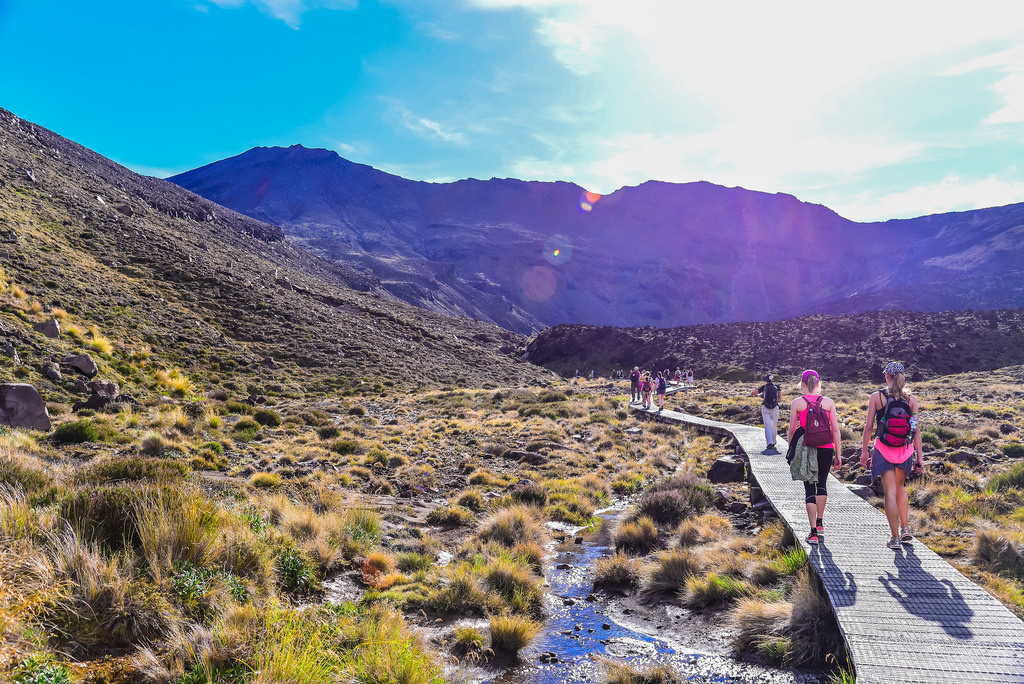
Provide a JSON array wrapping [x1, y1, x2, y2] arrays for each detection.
[[631, 399, 1024, 683]]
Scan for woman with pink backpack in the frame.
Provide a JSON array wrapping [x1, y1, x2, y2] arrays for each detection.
[[787, 369, 842, 546], [640, 371, 654, 410], [860, 361, 924, 550]]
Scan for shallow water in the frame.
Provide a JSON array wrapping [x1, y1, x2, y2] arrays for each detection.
[[483, 516, 824, 684]]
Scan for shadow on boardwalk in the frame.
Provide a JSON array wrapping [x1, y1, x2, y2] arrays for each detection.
[[879, 545, 974, 640]]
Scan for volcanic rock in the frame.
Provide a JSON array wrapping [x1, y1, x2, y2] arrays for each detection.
[[0, 383, 51, 431], [63, 354, 98, 378]]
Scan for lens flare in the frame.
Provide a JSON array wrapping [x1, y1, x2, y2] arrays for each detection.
[[579, 189, 601, 212], [543, 235, 572, 265], [521, 265, 557, 302]]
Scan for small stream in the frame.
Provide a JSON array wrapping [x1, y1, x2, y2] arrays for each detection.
[[483, 513, 824, 684]]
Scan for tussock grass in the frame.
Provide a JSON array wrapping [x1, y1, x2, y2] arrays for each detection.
[[646, 548, 701, 593], [426, 505, 476, 527], [593, 550, 645, 588], [602, 660, 684, 684], [729, 595, 793, 662], [788, 567, 846, 667], [489, 614, 541, 654], [613, 516, 659, 554], [682, 572, 751, 609], [476, 505, 545, 548], [677, 513, 732, 547], [974, 529, 1024, 579]]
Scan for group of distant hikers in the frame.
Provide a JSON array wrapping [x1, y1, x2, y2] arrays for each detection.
[[752, 363, 924, 550], [627, 366, 695, 411], [626, 362, 925, 552]]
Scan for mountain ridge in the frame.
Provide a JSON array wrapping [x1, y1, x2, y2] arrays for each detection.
[[170, 145, 1024, 334]]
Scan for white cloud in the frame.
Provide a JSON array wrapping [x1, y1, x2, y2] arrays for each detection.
[[944, 45, 1024, 125], [517, 129, 922, 198], [204, 0, 356, 27], [416, 22, 461, 41], [829, 176, 1024, 222], [384, 101, 467, 143]]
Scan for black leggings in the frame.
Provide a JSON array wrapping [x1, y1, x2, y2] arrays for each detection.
[[803, 447, 834, 502]]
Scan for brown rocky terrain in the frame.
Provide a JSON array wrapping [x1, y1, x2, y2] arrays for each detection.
[[0, 107, 551, 402], [525, 309, 1024, 382]]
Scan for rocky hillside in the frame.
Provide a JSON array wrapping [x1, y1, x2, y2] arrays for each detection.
[[0, 108, 551, 404], [171, 145, 1024, 334], [525, 309, 1024, 383]]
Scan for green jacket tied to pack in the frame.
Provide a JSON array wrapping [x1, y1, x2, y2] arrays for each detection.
[[789, 433, 818, 483]]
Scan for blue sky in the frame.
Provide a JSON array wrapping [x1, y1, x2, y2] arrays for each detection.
[[3, 0, 1024, 221]]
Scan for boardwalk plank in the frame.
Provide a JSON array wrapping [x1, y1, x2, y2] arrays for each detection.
[[629, 401, 1024, 683]]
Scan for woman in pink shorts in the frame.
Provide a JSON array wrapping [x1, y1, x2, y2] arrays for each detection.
[[860, 361, 924, 550]]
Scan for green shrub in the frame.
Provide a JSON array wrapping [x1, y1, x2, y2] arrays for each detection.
[[348, 406, 366, 417], [225, 402, 254, 415], [233, 418, 260, 433], [13, 654, 72, 684], [253, 409, 282, 427], [318, 425, 341, 440], [330, 440, 360, 455], [921, 432, 944, 448], [201, 441, 224, 455], [930, 425, 957, 441], [277, 548, 316, 592], [51, 419, 99, 444], [988, 461, 1024, 493], [1001, 443, 1024, 458]]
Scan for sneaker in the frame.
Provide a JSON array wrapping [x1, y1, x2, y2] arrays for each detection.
[[806, 532, 819, 545], [816, 523, 824, 537], [900, 526, 913, 542], [767, 443, 775, 450], [887, 537, 902, 550]]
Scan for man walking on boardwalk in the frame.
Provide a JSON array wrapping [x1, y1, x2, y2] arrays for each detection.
[[751, 373, 782, 451], [629, 366, 641, 403]]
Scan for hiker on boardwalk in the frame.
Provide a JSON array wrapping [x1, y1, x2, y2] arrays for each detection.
[[750, 373, 782, 451], [787, 369, 841, 545], [860, 361, 924, 550], [686, 369, 694, 386], [674, 368, 682, 385], [640, 371, 654, 410], [655, 371, 667, 411], [629, 366, 641, 402]]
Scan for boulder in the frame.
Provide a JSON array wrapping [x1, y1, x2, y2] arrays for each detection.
[[0, 383, 51, 431], [46, 366, 62, 382], [259, 357, 277, 369], [63, 354, 98, 378], [708, 456, 746, 483], [73, 378, 89, 394], [949, 450, 982, 467], [34, 319, 61, 339], [4, 340, 20, 365], [73, 380, 120, 412]]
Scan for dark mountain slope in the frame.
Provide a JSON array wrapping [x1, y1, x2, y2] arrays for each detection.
[[526, 308, 1024, 383], [0, 108, 549, 401], [171, 146, 1024, 334]]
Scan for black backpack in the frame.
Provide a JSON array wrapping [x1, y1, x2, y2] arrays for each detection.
[[763, 384, 779, 409], [876, 389, 914, 448]]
